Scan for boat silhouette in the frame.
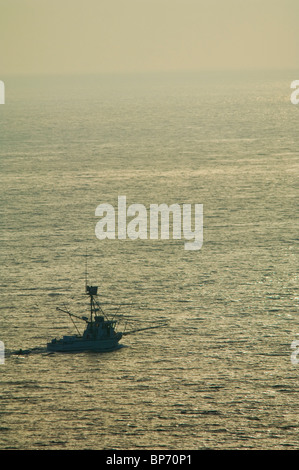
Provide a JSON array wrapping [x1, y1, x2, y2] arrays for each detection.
[[47, 267, 168, 353]]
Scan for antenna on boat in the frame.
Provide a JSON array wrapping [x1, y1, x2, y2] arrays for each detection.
[[85, 248, 88, 292]]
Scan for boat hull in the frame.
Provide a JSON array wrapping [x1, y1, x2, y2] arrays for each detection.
[[47, 333, 122, 353]]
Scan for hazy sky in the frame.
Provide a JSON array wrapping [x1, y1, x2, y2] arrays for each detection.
[[1, 0, 298, 75]]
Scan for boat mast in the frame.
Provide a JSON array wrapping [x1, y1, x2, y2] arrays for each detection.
[[85, 249, 88, 293], [89, 288, 93, 324], [86, 285, 98, 323], [85, 251, 98, 324]]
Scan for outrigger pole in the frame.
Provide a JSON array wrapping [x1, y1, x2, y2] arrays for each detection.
[[122, 322, 168, 336], [56, 307, 86, 336], [56, 307, 88, 323]]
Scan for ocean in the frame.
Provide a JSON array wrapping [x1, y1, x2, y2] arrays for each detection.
[[0, 69, 298, 449]]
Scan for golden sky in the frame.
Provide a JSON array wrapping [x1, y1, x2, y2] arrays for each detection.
[[1, 0, 298, 75]]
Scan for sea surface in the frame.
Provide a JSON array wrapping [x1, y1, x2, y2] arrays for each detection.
[[0, 70, 298, 450]]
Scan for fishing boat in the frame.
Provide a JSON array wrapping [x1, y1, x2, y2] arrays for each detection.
[[47, 270, 167, 353], [47, 283, 123, 353]]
